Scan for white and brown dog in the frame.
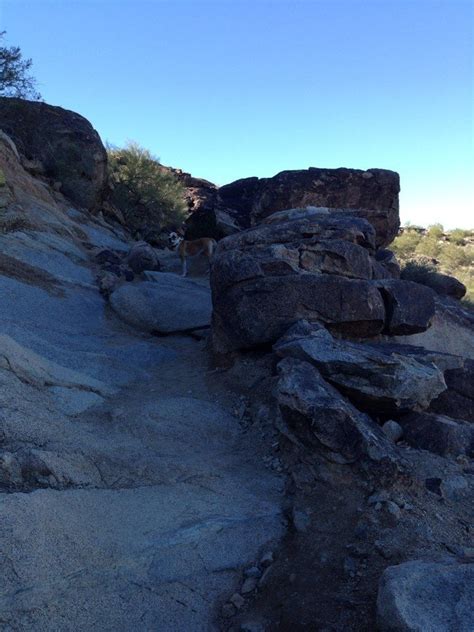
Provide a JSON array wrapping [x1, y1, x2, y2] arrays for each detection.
[[168, 231, 217, 277]]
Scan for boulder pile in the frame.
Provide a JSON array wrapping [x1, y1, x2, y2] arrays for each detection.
[[210, 205, 473, 464]]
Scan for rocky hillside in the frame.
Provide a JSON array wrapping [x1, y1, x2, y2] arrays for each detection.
[[0, 97, 472, 632]]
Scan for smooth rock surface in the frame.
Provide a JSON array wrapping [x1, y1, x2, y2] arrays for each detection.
[[377, 560, 474, 632], [110, 274, 212, 333]]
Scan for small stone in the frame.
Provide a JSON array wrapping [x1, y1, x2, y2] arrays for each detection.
[[222, 603, 236, 618], [293, 509, 311, 532], [441, 475, 468, 500], [368, 490, 390, 505], [230, 593, 245, 609], [382, 420, 403, 442], [241, 577, 258, 594], [385, 500, 402, 520], [244, 566, 262, 579], [260, 551, 274, 567]]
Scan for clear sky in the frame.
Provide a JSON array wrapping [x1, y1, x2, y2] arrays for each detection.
[[1, 0, 473, 228]]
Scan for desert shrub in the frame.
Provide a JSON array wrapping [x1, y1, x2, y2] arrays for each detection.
[[391, 230, 422, 259], [426, 223, 444, 240], [414, 236, 441, 259], [439, 243, 473, 270], [107, 141, 187, 236], [449, 228, 470, 245], [400, 260, 436, 284]]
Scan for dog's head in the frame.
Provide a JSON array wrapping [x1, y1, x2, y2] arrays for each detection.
[[168, 232, 183, 249]]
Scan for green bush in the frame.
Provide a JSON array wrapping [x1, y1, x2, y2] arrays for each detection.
[[391, 230, 422, 259], [414, 236, 441, 259], [107, 142, 187, 236], [427, 223, 444, 239], [439, 243, 473, 270], [449, 228, 470, 245]]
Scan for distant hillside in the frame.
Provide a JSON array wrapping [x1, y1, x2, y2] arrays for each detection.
[[392, 224, 474, 308]]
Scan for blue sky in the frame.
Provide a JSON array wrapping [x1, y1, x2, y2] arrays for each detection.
[[1, 0, 473, 228]]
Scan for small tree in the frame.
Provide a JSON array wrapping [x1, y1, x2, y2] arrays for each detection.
[[107, 141, 187, 236], [0, 32, 41, 100]]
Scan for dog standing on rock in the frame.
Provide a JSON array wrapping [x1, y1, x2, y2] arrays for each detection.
[[168, 232, 217, 277]]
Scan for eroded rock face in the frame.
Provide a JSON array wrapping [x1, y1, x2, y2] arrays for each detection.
[[185, 167, 400, 247], [210, 213, 436, 354], [274, 324, 446, 415], [377, 561, 474, 632], [276, 357, 396, 463], [0, 97, 107, 210]]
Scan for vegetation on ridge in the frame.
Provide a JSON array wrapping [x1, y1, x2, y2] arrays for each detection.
[[392, 223, 474, 308], [107, 141, 187, 238]]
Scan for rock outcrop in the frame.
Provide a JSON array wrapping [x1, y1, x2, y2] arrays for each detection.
[[183, 167, 400, 247], [210, 212, 434, 354], [0, 97, 107, 210], [277, 356, 397, 463], [275, 323, 446, 415]]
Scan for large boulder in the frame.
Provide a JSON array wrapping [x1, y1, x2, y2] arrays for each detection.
[[109, 274, 212, 333], [211, 213, 438, 355], [125, 242, 161, 274], [184, 167, 400, 247], [377, 560, 474, 632], [212, 273, 386, 353], [393, 296, 474, 360], [398, 411, 474, 457], [376, 279, 436, 335], [276, 357, 396, 464], [274, 323, 446, 414], [248, 168, 400, 247], [0, 97, 107, 210]]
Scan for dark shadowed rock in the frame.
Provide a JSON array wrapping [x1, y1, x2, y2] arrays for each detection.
[[0, 97, 107, 210], [125, 242, 161, 274], [373, 249, 401, 279], [218, 177, 260, 228], [401, 267, 467, 300], [376, 279, 436, 335], [377, 560, 474, 631], [276, 357, 397, 463], [274, 325, 446, 414], [398, 411, 474, 457], [212, 274, 386, 353], [429, 359, 474, 421], [217, 214, 377, 253], [225, 168, 400, 247], [182, 167, 400, 246]]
